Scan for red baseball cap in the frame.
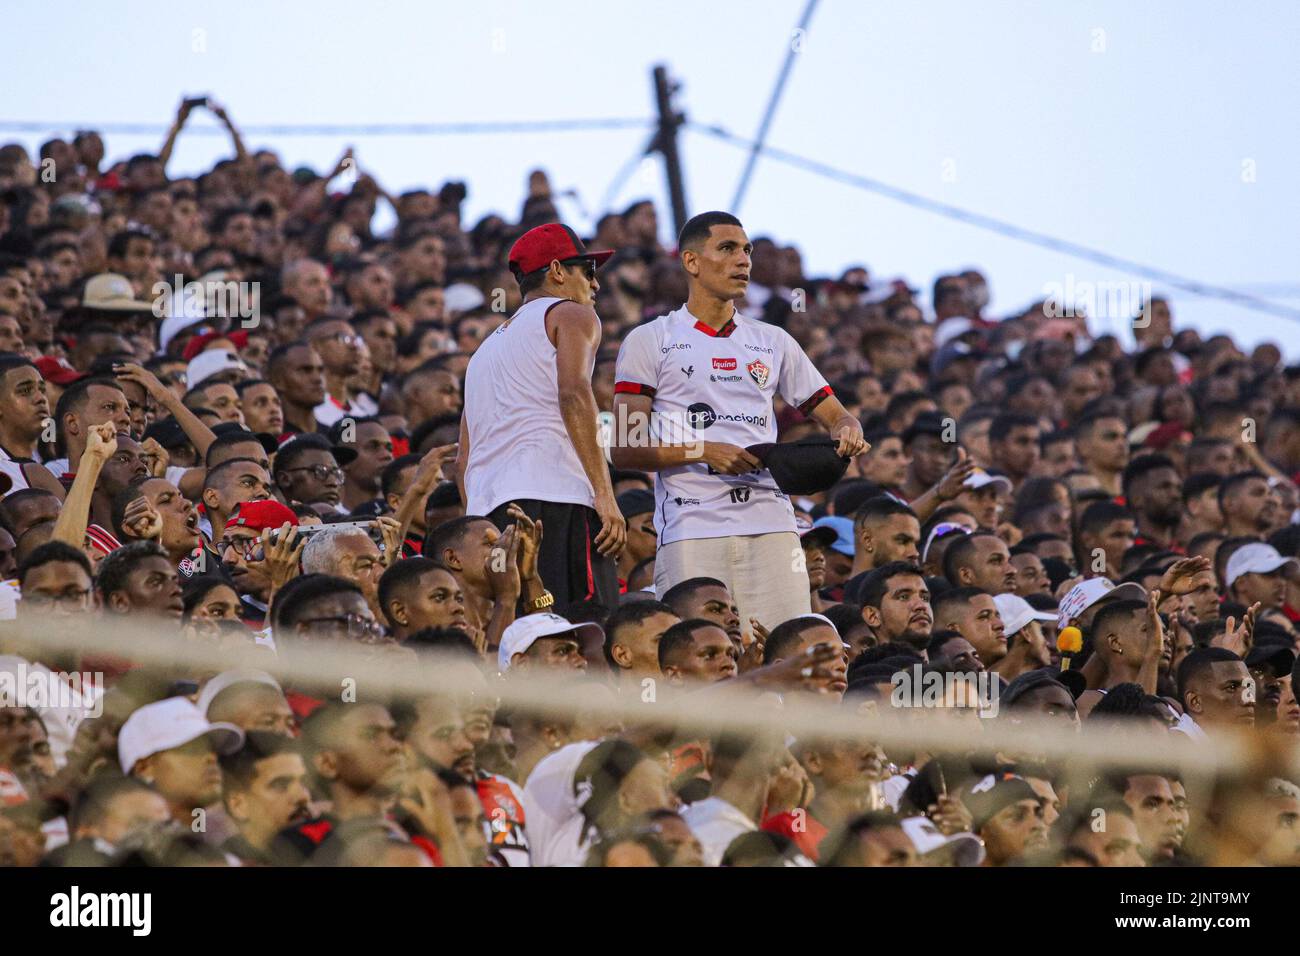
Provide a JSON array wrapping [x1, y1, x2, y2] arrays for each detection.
[[508, 223, 613, 277], [182, 329, 250, 362], [34, 355, 85, 386], [228, 499, 299, 533]]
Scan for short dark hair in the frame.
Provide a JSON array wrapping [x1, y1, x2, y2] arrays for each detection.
[[205, 429, 268, 467], [423, 515, 491, 562], [54, 375, 123, 444], [1078, 500, 1135, 538], [942, 531, 1002, 584], [203, 456, 268, 496], [96, 541, 168, 602], [220, 731, 302, 793], [989, 412, 1040, 443], [857, 561, 926, 610], [1182, 471, 1223, 504], [70, 775, 159, 832], [677, 211, 742, 251], [604, 599, 677, 659], [381, 454, 421, 499], [269, 573, 365, 635], [273, 433, 339, 478], [931, 586, 986, 626], [16, 540, 91, 588], [377, 557, 447, 628], [852, 495, 916, 534], [1218, 470, 1268, 510], [763, 616, 835, 664], [1121, 453, 1177, 498], [1176, 646, 1244, 703], [657, 618, 721, 671], [1090, 599, 1148, 647], [661, 577, 728, 616]]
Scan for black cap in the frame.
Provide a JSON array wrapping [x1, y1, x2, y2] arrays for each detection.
[[211, 421, 279, 455], [745, 435, 848, 496], [1246, 644, 1295, 679], [616, 489, 655, 520], [902, 410, 948, 447], [143, 417, 190, 450]]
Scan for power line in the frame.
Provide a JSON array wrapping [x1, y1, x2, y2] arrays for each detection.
[[0, 118, 653, 137], [731, 0, 820, 214], [695, 122, 1300, 323]]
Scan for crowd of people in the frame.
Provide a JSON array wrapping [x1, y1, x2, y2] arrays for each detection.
[[0, 99, 1298, 869]]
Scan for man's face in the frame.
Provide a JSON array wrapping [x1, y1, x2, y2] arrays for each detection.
[[345, 422, 394, 493], [666, 623, 738, 684], [949, 594, 1007, 666], [802, 540, 827, 590], [1124, 775, 1181, 861], [625, 509, 656, 564], [683, 224, 751, 302], [240, 382, 284, 435], [612, 610, 678, 677], [309, 321, 361, 373], [1078, 417, 1129, 473], [449, 784, 490, 866], [1226, 477, 1278, 533], [199, 383, 244, 425], [1010, 552, 1050, 597], [1013, 683, 1080, 729], [401, 236, 446, 284], [932, 635, 984, 672], [210, 684, 296, 736], [824, 549, 853, 588], [1063, 367, 1103, 418], [20, 560, 94, 618], [139, 478, 199, 554], [271, 345, 327, 407], [6, 493, 60, 539], [318, 704, 403, 795], [288, 261, 332, 314], [982, 798, 1047, 865], [1070, 812, 1145, 867], [1235, 570, 1287, 611], [858, 437, 910, 487], [407, 698, 475, 777], [71, 384, 132, 445], [1038, 438, 1078, 477], [1188, 660, 1256, 728], [780, 624, 848, 697], [228, 752, 312, 845], [993, 425, 1040, 477], [520, 634, 589, 673], [401, 567, 468, 632], [653, 813, 705, 867], [405, 370, 462, 423], [328, 534, 384, 602], [99, 434, 150, 495], [854, 826, 919, 867], [677, 584, 742, 648], [279, 449, 344, 506], [210, 462, 274, 522], [142, 735, 223, 810], [358, 315, 398, 371], [1088, 519, 1136, 573], [907, 435, 953, 487], [959, 536, 1016, 594], [866, 572, 933, 650], [440, 519, 499, 592], [90, 789, 172, 847], [1134, 467, 1183, 527], [113, 554, 184, 618], [0, 365, 50, 440], [863, 514, 920, 566], [294, 591, 382, 644]]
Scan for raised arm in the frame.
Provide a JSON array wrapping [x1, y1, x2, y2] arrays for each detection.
[[52, 423, 116, 549]]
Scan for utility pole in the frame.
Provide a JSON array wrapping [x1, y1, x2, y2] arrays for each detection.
[[651, 65, 689, 238]]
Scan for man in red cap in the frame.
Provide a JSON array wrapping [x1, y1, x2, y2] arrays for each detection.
[[217, 498, 301, 625], [457, 223, 625, 613]]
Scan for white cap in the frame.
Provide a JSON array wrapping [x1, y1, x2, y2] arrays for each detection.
[[1226, 543, 1300, 589], [158, 294, 212, 351], [993, 593, 1056, 637], [962, 469, 1012, 495], [186, 349, 248, 389], [934, 317, 976, 350], [117, 697, 244, 774], [1056, 577, 1147, 629], [443, 282, 485, 316], [497, 612, 603, 673], [922, 521, 970, 562], [195, 669, 283, 717], [900, 815, 986, 867], [0, 580, 18, 621]]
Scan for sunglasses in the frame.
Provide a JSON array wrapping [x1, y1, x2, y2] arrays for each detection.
[[560, 258, 598, 282]]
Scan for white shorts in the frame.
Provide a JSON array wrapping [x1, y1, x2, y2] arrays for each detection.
[[654, 531, 811, 634]]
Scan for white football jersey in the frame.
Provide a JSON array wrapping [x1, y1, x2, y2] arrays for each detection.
[[614, 306, 831, 545]]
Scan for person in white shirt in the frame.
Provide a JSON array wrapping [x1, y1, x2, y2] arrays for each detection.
[[458, 223, 626, 613], [612, 212, 866, 634], [680, 728, 791, 867]]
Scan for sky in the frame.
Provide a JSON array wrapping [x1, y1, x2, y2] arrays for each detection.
[[4, 0, 1299, 353]]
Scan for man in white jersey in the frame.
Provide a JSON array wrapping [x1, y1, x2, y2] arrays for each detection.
[[611, 211, 866, 633], [457, 223, 626, 613]]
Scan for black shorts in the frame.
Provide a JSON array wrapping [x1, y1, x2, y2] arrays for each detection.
[[487, 499, 618, 614]]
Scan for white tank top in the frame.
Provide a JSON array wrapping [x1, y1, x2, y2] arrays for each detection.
[[463, 296, 595, 516]]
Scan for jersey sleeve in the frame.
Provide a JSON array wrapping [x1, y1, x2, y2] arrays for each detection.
[[775, 329, 832, 415], [614, 323, 660, 397]]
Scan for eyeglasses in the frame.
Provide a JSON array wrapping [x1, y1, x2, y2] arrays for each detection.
[[283, 464, 345, 483], [560, 258, 598, 282], [219, 537, 263, 561], [23, 588, 92, 610], [297, 614, 386, 642]]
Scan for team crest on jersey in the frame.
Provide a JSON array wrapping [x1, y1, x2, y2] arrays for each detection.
[[746, 358, 770, 388]]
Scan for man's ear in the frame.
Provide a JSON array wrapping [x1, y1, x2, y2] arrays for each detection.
[[958, 567, 974, 586], [862, 605, 882, 629], [663, 663, 682, 685], [64, 411, 81, 441], [441, 548, 462, 572], [201, 487, 221, 512], [680, 249, 699, 279], [225, 788, 248, 823], [1184, 690, 1202, 716], [800, 749, 824, 777], [133, 755, 156, 785], [108, 591, 130, 614], [858, 528, 874, 555], [609, 641, 633, 669], [541, 721, 569, 752], [1106, 630, 1124, 656], [388, 599, 408, 628], [275, 472, 292, 493], [385, 492, 401, 513]]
